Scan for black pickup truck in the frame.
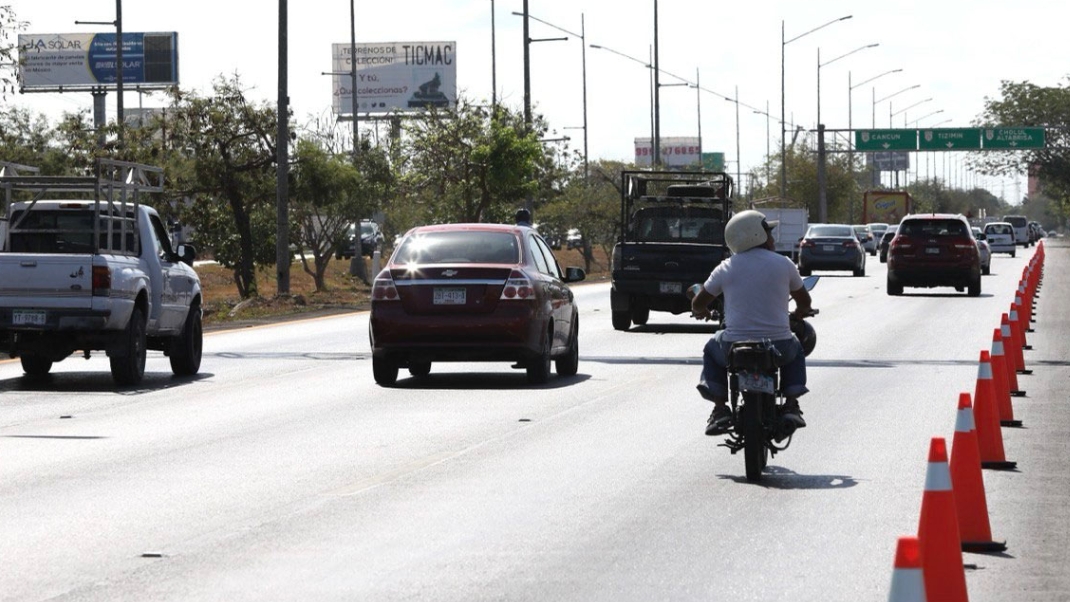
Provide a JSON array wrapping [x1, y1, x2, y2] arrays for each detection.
[[610, 170, 733, 331]]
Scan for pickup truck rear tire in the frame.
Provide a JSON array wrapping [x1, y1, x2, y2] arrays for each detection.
[[110, 306, 147, 386], [611, 310, 631, 331], [170, 306, 203, 376], [20, 354, 53, 377], [630, 306, 650, 326]]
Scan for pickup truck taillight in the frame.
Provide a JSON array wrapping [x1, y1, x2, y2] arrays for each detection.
[[92, 265, 111, 296]]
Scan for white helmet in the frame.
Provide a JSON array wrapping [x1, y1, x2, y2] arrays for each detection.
[[724, 210, 777, 254]]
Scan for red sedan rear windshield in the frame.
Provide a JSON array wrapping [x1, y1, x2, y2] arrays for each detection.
[[394, 230, 520, 264], [899, 219, 968, 237]]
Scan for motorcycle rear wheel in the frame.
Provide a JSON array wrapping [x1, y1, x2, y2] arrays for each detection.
[[741, 395, 768, 481]]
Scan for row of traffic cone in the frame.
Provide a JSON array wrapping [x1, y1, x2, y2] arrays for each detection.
[[888, 241, 1046, 601]]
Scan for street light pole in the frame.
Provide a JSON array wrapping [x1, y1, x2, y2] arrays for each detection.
[[653, 0, 661, 166], [816, 42, 877, 223], [780, 14, 852, 199], [349, 0, 359, 160], [516, 10, 588, 180]]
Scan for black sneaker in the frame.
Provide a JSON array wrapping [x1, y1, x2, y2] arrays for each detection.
[[780, 398, 807, 428], [705, 405, 732, 436]]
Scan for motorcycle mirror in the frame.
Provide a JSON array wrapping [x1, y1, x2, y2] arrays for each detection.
[[802, 275, 820, 291]]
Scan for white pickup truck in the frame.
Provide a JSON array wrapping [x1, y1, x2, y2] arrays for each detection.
[[0, 160, 203, 385]]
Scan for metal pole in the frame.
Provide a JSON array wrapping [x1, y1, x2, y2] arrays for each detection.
[[522, 0, 531, 128], [491, 0, 497, 110], [653, 0, 661, 167], [115, 0, 124, 147], [765, 100, 771, 186], [276, 0, 290, 294], [696, 68, 702, 161], [817, 123, 828, 222], [779, 20, 786, 198], [734, 85, 741, 198], [349, 0, 359, 160], [580, 13, 588, 181], [816, 47, 821, 129]]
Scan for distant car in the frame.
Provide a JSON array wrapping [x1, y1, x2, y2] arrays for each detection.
[[982, 222, 1016, 257], [336, 220, 384, 259], [878, 225, 899, 263], [867, 222, 890, 247], [887, 213, 981, 296], [565, 228, 583, 250], [972, 227, 992, 276], [1028, 221, 1043, 245], [797, 223, 866, 277], [369, 222, 586, 386], [852, 224, 877, 255]]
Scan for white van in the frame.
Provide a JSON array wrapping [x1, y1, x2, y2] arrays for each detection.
[[1001, 215, 1030, 247]]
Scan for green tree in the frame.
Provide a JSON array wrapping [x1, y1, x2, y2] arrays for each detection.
[[397, 98, 543, 225], [157, 76, 281, 299], [290, 136, 393, 290], [0, 5, 26, 99], [538, 159, 627, 272], [974, 78, 1070, 219]]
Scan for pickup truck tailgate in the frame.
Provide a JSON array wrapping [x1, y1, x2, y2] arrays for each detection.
[[0, 254, 96, 310]]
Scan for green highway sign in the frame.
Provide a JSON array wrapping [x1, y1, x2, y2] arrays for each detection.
[[855, 129, 917, 151], [983, 127, 1045, 149], [919, 128, 981, 150]]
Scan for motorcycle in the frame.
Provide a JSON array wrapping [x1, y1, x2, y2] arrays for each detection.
[[690, 276, 819, 481]]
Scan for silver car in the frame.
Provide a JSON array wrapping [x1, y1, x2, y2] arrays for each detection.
[[983, 222, 1017, 257]]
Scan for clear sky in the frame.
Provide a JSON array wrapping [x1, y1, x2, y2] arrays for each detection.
[[8, 0, 1068, 204]]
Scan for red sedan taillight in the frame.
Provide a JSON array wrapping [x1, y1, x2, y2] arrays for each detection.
[[92, 265, 111, 296], [371, 271, 399, 302], [500, 270, 535, 300]]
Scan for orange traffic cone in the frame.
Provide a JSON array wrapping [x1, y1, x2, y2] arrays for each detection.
[[888, 536, 926, 602], [990, 329, 1022, 427], [951, 393, 1007, 553], [1018, 282, 1035, 329], [1002, 313, 1031, 376], [918, 437, 970, 602], [1011, 301, 1032, 350], [999, 321, 1025, 396], [974, 350, 1016, 470]]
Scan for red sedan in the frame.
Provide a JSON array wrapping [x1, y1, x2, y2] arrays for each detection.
[[369, 223, 586, 385]]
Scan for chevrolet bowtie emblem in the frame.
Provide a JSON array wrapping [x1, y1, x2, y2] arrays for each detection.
[[442, 269, 458, 277]]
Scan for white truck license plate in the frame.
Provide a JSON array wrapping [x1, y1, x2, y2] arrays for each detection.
[[433, 287, 466, 305], [13, 310, 46, 326]]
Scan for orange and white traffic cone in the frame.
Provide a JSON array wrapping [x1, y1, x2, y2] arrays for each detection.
[[974, 350, 1016, 470], [888, 536, 926, 602], [918, 437, 970, 602], [1002, 312, 1032, 376], [1018, 282, 1035, 330], [990, 329, 1022, 427], [999, 320, 1025, 395], [1011, 301, 1032, 351], [951, 393, 1007, 553]]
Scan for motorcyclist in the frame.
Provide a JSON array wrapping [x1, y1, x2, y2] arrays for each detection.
[[690, 210, 813, 436]]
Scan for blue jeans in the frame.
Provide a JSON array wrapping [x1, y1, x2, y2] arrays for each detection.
[[697, 331, 808, 401]]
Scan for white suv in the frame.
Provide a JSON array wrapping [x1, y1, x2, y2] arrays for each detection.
[[983, 222, 1016, 257]]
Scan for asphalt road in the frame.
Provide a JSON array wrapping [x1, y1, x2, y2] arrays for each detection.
[[2, 241, 1067, 601]]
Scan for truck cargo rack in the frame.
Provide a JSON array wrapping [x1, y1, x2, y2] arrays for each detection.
[[0, 159, 164, 257]]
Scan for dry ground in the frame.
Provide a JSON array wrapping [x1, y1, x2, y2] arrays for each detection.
[[198, 247, 609, 329]]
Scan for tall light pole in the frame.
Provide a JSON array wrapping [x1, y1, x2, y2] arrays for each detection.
[[754, 102, 771, 187], [514, 10, 588, 180], [781, 14, 852, 199], [653, 0, 661, 166], [849, 68, 901, 143], [891, 97, 932, 127], [589, 43, 656, 166], [816, 42, 877, 223], [725, 86, 741, 197], [349, 0, 358, 160], [491, 0, 497, 110], [691, 69, 703, 162], [873, 84, 919, 127], [816, 43, 878, 128]]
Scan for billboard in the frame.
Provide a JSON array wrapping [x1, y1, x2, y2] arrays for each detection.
[[634, 137, 701, 168], [332, 41, 456, 115], [19, 32, 179, 91], [867, 151, 910, 172]]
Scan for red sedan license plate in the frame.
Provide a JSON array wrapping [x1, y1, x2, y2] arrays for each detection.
[[433, 287, 466, 305]]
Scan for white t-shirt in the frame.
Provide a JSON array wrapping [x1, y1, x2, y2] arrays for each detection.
[[702, 247, 804, 342]]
